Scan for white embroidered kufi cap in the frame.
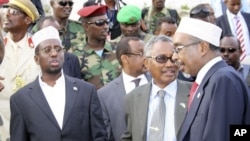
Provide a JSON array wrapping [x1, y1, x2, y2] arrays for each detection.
[[176, 17, 222, 47], [32, 26, 61, 48]]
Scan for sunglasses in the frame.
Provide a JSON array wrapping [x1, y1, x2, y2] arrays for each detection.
[[87, 19, 109, 26], [190, 7, 210, 15], [40, 46, 63, 54], [146, 55, 175, 64], [220, 47, 237, 53], [58, 1, 74, 7]]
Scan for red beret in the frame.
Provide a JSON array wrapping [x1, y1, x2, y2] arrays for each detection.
[[78, 5, 107, 18], [0, 0, 8, 5]]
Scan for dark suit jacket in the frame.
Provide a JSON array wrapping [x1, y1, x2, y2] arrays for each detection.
[[30, 0, 44, 16], [216, 12, 250, 38], [179, 61, 250, 141], [63, 52, 82, 79], [121, 80, 191, 141], [97, 73, 151, 141], [10, 75, 107, 141]]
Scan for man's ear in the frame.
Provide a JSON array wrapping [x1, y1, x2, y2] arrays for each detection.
[[25, 17, 32, 25], [34, 54, 40, 65], [144, 58, 150, 70]]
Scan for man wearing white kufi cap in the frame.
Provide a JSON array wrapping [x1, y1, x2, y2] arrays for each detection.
[[172, 17, 250, 141], [9, 26, 108, 141]]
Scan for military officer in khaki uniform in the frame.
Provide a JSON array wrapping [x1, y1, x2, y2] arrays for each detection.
[[0, 0, 40, 140]]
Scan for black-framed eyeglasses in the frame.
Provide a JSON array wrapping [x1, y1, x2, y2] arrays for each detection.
[[146, 55, 175, 64], [40, 46, 63, 54], [173, 41, 201, 54], [123, 52, 143, 57], [58, 1, 74, 7], [220, 47, 237, 53], [87, 19, 109, 27]]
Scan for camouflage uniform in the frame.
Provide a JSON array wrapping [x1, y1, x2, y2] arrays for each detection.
[[79, 42, 121, 89], [110, 31, 154, 45], [142, 7, 180, 34]]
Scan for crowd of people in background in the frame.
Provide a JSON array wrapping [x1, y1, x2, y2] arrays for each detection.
[[0, 0, 249, 141]]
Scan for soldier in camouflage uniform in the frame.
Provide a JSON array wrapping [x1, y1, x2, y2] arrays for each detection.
[[141, 0, 180, 34], [50, 0, 85, 57], [77, 5, 121, 89], [110, 5, 154, 46]]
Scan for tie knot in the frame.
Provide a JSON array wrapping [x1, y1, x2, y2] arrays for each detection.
[[132, 78, 141, 87], [157, 90, 166, 98]]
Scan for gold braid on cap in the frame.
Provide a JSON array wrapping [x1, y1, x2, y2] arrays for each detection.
[[12, 0, 36, 22]]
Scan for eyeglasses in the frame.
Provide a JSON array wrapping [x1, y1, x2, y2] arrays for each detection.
[[124, 52, 143, 57], [146, 55, 175, 64], [220, 47, 237, 53], [58, 1, 74, 7], [40, 46, 63, 54], [174, 41, 201, 54], [87, 19, 109, 27], [3, 7, 23, 15]]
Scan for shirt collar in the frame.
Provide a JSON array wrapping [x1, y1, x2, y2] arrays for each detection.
[[196, 56, 222, 85], [151, 79, 177, 99]]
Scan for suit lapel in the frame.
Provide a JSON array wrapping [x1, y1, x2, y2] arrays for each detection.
[[114, 75, 126, 111], [28, 78, 60, 130], [136, 83, 151, 140], [62, 76, 78, 128], [175, 80, 189, 136], [180, 61, 227, 140]]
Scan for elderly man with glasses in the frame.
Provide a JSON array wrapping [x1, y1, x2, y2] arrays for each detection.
[[77, 5, 121, 89], [173, 17, 250, 141], [121, 35, 191, 141], [220, 34, 250, 88]]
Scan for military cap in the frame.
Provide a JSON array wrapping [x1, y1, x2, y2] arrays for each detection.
[[77, 5, 107, 18], [117, 5, 141, 24], [4, 0, 39, 22]]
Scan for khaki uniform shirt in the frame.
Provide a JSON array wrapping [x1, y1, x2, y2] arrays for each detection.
[[0, 33, 40, 140]]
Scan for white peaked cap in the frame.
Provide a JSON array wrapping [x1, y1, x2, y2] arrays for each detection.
[[32, 26, 61, 48], [176, 17, 222, 47]]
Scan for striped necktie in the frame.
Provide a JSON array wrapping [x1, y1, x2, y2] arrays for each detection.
[[235, 16, 246, 61]]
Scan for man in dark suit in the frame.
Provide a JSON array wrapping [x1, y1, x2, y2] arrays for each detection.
[[9, 26, 107, 141], [216, 0, 250, 62], [121, 35, 191, 141], [173, 17, 250, 141], [98, 37, 151, 141]]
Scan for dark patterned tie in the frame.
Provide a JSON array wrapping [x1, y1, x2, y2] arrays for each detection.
[[132, 78, 141, 87], [148, 90, 166, 141]]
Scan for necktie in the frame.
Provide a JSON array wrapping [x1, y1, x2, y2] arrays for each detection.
[[132, 78, 141, 87], [235, 16, 246, 61], [148, 90, 166, 141], [188, 82, 199, 110]]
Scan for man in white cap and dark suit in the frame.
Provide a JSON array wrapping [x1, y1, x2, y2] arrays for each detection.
[[10, 26, 108, 141], [173, 17, 250, 141]]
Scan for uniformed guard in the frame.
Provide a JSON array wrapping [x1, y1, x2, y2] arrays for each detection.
[[110, 5, 154, 46], [0, 0, 40, 140], [77, 5, 121, 89]]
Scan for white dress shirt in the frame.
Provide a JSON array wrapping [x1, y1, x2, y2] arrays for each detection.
[[39, 72, 66, 129], [146, 79, 177, 141], [226, 10, 250, 56], [122, 71, 148, 94]]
